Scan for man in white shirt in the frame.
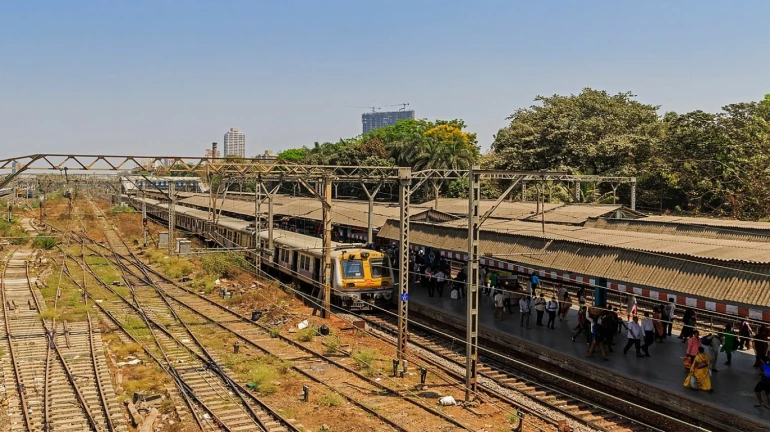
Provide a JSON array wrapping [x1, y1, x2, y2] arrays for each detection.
[[519, 297, 531, 329], [546, 296, 559, 329], [664, 298, 676, 338], [623, 316, 644, 357], [494, 291, 504, 320], [479, 267, 487, 294], [534, 293, 546, 326], [640, 312, 655, 357], [435, 269, 446, 298]]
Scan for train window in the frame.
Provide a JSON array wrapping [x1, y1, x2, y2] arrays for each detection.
[[342, 259, 364, 278], [370, 259, 388, 278]]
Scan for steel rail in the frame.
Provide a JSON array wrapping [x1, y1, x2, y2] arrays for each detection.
[[90, 237, 475, 432], [56, 254, 210, 432], [85, 199, 286, 432], [0, 248, 33, 432], [87, 312, 116, 432], [24, 262, 102, 432]]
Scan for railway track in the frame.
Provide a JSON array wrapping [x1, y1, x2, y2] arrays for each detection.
[[74, 203, 486, 432], [1, 248, 125, 432], [359, 314, 654, 432]]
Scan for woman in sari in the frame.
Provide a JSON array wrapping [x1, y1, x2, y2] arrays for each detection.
[[558, 292, 572, 321], [653, 306, 666, 342], [684, 346, 712, 392]]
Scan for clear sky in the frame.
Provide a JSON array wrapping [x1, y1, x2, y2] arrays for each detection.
[[1, 1, 768, 159]]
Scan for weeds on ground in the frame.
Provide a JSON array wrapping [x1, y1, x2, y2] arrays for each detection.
[[200, 252, 249, 279], [322, 333, 340, 354], [145, 249, 195, 279], [108, 205, 134, 215], [352, 348, 379, 377], [317, 391, 343, 407], [268, 327, 281, 338], [0, 217, 28, 245], [32, 233, 58, 249], [223, 354, 292, 396], [297, 325, 317, 342]]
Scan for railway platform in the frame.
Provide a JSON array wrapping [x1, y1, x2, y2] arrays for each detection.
[[408, 285, 770, 428]]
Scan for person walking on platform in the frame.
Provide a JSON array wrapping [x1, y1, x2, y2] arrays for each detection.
[[573, 306, 591, 344], [546, 296, 559, 329], [479, 267, 487, 295], [754, 358, 770, 408], [664, 298, 676, 338], [435, 268, 446, 298], [684, 346, 712, 393], [753, 325, 769, 372], [424, 266, 434, 297], [704, 332, 722, 372], [489, 271, 498, 297], [623, 316, 643, 357], [586, 318, 608, 361], [519, 296, 531, 329], [605, 310, 621, 352], [613, 308, 624, 334], [559, 292, 572, 322], [680, 308, 697, 342], [556, 284, 567, 310], [721, 323, 738, 366], [626, 294, 637, 323], [494, 291, 504, 321], [738, 317, 754, 351], [685, 330, 702, 366], [576, 286, 586, 308], [641, 312, 655, 357], [530, 274, 540, 297], [534, 293, 546, 326], [653, 306, 666, 342]]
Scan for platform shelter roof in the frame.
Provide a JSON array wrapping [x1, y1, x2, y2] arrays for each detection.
[[377, 220, 770, 308]]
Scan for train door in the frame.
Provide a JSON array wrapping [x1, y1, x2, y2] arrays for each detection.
[[313, 257, 321, 283]]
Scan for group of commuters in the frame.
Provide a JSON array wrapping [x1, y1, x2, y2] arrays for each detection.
[[410, 251, 770, 407]]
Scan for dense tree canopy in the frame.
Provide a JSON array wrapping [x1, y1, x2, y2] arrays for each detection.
[[490, 89, 770, 219], [275, 90, 770, 219]]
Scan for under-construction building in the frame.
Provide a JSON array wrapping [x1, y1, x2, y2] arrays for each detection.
[[362, 110, 415, 134]]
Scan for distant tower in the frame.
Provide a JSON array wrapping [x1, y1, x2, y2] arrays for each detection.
[[362, 110, 415, 134], [224, 128, 246, 157]]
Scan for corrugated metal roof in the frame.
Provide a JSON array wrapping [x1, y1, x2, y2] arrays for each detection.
[[646, 215, 770, 231], [522, 204, 625, 225], [584, 218, 770, 243], [377, 221, 770, 308], [434, 218, 770, 264]]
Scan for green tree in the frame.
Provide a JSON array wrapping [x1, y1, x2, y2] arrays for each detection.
[[491, 88, 663, 176], [277, 148, 308, 162]]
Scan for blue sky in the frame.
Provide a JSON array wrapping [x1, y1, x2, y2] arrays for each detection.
[[1, 1, 768, 158]]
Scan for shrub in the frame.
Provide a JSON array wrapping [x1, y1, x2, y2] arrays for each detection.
[[352, 348, 379, 376], [317, 391, 343, 407], [200, 252, 249, 279], [322, 333, 340, 354], [297, 325, 317, 342], [108, 205, 134, 215], [33, 233, 58, 250], [268, 327, 281, 338], [247, 363, 278, 395]]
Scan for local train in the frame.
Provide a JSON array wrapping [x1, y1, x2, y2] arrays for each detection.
[[131, 196, 394, 310]]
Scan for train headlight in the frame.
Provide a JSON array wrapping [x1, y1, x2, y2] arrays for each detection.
[[347, 282, 355, 288]]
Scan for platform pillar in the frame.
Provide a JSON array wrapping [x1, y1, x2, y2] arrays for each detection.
[[397, 167, 411, 362], [322, 175, 333, 318], [466, 166, 481, 401]]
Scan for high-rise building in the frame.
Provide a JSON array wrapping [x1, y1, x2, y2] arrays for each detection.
[[362, 110, 415, 134], [223, 128, 246, 157]]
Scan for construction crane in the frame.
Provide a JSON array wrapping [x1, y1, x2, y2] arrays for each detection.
[[347, 106, 380, 112], [384, 103, 411, 112]]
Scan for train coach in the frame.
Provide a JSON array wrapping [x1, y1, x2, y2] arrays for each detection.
[[133, 196, 394, 311]]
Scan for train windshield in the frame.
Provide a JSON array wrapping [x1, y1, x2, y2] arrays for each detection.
[[343, 259, 364, 278], [370, 259, 389, 278]]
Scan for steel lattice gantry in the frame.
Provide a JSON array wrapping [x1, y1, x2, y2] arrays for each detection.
[[1, 154, 639, 402]]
